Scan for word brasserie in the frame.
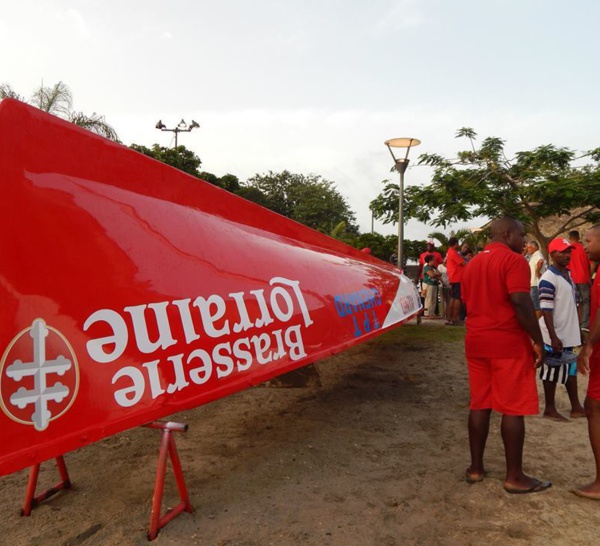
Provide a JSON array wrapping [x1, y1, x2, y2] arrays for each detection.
[[83, 277, 314, 408]]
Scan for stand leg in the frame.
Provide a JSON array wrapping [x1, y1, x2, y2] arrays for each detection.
[[21, 456, 72, 516], [144, 421, 193, 541]]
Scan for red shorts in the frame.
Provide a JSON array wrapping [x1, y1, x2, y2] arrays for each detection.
[[467, 356, 538, 415], [588, 356, 600, 402]]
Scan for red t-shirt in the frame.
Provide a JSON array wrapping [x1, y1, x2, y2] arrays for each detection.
[[462, 242, 533, 358], [568, 241, 591, 284], [418, 250, 443, 278], [590, 272, 600, 367], [446, 247, 466, 283]]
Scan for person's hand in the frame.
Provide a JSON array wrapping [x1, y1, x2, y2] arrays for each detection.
[[578, 343, 592, 375], [550, 336, 563, 353], [532, 342, 545, 369]]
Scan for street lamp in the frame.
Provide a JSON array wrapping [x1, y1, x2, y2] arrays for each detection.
[[384, 137, 421, 270], [155, 119, 200, 147]]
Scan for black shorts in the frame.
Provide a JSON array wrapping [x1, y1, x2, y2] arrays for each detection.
[[450, 282, 461, 299]]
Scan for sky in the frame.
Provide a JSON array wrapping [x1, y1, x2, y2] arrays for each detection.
[[2, 0, 600, 240]]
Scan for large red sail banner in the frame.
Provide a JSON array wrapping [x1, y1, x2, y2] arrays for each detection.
[[0, 99, 421, 476]]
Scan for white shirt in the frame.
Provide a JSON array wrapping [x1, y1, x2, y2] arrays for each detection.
[[529, 250, 547, 287], [538, 267, 581, 347]]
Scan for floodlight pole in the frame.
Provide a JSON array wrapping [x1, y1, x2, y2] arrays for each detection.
[[384, 137, 421, 270], [155, 119, 200, 148]]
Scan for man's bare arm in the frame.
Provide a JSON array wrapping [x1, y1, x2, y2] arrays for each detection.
[[578, 308, 600, 375], [510, 292, 545, 367]]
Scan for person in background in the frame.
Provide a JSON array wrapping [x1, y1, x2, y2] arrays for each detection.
[[538, 238, 586, 421], [568, 230, 592, 333], [446, 237, 467, 325], [417, 241, 444, 282], [438, 256, 450, 321], [462, 217, 551, 494], [573, 224, 600, 500], [422, 254, 442, 319], [526, 240, 547, 319]]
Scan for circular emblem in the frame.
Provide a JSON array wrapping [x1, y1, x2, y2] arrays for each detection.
[[0, 319, 79, 431]]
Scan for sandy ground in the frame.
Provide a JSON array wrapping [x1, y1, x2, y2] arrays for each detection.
[[0, 319, 598, 546]]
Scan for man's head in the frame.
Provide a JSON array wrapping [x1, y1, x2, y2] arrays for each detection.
[[548, 238, 574, 268], [525, 240, 539, 255], [584, 225, 600, 262], [569, 230, 580, 242], [490, 217, 526, 254], [426, 241, 435, 251], [448, 237, 459, 249]]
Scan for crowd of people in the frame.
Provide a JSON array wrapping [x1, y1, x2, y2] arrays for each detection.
[[410, 220, 600, 498]]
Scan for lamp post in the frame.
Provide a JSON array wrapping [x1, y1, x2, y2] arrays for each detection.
[[384, 137, 421, 269], [155, 119, 200, 147]]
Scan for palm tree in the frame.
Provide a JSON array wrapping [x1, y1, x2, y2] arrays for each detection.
[[428, 228, 474, 253], [1, 81, 119, 141]]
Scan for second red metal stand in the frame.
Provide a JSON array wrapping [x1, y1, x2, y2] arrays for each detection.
[[143, 421, 193, 541]]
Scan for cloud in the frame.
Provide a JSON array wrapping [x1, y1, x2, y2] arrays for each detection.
[[57, 9, 93, 40], [375, 0, 424, 32]]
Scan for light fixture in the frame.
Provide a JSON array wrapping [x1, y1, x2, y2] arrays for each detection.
[[155, 119, 200, 147], [384, 137, 421, 270]]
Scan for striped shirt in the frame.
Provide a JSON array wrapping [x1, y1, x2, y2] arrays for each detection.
[[538, 266, 581, 348]]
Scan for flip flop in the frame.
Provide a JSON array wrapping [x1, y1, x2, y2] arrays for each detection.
[[504, 479, 552, 495]]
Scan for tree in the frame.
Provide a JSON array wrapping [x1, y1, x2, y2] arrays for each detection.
[[130, 144, 202, 177], [1, 81, 119, 141], [371, 128, 600, 254], [244, 170, 359, 234], [428, 228, 478, 253]]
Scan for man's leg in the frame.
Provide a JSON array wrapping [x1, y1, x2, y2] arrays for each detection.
[[467, 409, 491, 480], [542, 379, 568, 421], [424, 285, 434, 317], [501, 415, 551, 492], [573, 397, 600, 498], [566, 374, 586, 417]]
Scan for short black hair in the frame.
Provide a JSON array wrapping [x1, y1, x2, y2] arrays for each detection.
[[448, 237, 459, 247], [424, 254, 435, 263]]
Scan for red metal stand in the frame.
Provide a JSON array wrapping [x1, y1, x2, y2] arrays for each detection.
[[21, 456, 72, 516], [144, 421, 193, 541]]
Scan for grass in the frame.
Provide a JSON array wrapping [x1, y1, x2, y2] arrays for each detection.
[[369, 322, 466, 345]]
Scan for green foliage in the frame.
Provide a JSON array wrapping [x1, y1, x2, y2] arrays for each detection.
[[350, 233, 426, 264], [235, 186, 269, 207], [371, 128, 600, 252], [245, 170, 358, 234], [352, 233, 396, 261], [130, 144, 202, 177], [1, 81, 119, 141], [427, 229, 484, 253]]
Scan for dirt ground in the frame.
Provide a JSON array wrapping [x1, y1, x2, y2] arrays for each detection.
[[1, 319, 598, 546]]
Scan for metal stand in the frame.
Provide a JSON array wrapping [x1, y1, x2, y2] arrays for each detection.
[[21, 456, 72, 516], [144, 421, 193, 541]]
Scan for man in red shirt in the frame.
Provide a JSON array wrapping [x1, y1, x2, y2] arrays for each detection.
[[568, 230, 592, 331], [462, 217, 551, 494], [417, 241, 444, 280], [574, 224, 600, 499], [446, 237, 467, 325]]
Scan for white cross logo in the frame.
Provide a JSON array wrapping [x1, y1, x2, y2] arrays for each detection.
[[5, 319, 72, 431]]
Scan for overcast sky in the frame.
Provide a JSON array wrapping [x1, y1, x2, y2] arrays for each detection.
[[2, 0, 599, 240]]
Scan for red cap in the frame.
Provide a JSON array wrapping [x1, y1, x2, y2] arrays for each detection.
[[548, 237, 574, 253]]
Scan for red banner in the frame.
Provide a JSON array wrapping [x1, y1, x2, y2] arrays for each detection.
[[0, 99, 421, 476]]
